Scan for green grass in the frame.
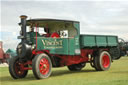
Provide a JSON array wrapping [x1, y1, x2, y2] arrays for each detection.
[[0, 57, 128, 85]]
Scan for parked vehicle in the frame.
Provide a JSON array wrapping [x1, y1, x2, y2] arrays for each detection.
[[9, 15, 121, 79], [0, 41, 10, 63], [119, 38, 128, 56]]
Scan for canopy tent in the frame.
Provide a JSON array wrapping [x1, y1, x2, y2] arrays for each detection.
[[6, 49, 17, 57]]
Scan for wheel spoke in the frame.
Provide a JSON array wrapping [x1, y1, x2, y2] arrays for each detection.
[[14, 61, 26, 76], [39, 58, 50, 75]]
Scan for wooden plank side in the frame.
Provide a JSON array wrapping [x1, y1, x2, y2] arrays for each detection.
[[107, 36, 118, 46], [80, 35, 118, 48], [80, 35, 96, 47], [96, 36, 107, 47]]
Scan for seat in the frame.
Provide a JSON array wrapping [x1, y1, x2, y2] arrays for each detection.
[[51, 32, 60, 38]]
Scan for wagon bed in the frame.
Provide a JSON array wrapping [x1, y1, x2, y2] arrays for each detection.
[[80, 35, 118, 48]]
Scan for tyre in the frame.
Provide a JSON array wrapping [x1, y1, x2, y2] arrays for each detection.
[[9, 56, 28, 79], [94, 51, 111, 71], [67, 63, 86, 71], [109, 47, 121, 60], [32, 53, 52, 79]]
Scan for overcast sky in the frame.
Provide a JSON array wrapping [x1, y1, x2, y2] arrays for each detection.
[[1, 0, 128, 51]]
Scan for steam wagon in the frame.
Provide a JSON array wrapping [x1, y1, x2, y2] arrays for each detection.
[[9, 15, 121, 79]]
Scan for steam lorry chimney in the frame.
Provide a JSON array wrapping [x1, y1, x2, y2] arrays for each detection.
[[20, 15, 27, 42]]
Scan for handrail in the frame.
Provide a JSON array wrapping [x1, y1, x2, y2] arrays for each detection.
[[36, 24, 38, 50]]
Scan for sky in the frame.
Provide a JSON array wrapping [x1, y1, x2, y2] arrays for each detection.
[[1, 0, 128, 51]]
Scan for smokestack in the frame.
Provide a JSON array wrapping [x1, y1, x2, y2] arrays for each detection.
[[20, 15, 27, 42]]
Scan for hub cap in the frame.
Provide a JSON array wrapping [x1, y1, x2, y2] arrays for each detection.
[[39, 58, 50, 75], [14, 62, 24, 76], [102, 54, 110, 68]]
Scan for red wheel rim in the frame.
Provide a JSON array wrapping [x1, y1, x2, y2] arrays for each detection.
[[102, 54, 110, 68], [14, 61, 25, 76], [39, 58, 50, 75]]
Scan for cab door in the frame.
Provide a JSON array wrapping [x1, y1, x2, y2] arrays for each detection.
[[50, 38, 69, 55], [37, 37, 69, 55]]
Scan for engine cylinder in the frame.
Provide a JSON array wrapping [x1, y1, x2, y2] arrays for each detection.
[[17, 43, 32, 59]]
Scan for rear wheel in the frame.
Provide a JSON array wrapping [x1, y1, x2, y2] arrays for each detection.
[[32, 53, 52, 79], [9, 56, 28, 79], [94, 51, 111, 71], [67, 63, 86, 71]]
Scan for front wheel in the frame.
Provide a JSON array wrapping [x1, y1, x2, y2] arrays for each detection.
[[9, 56, 28, 79], [94, 51, 111, 71], [32, 53, 52, 79]]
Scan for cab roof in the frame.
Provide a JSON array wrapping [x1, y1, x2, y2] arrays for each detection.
[[27, 18, 79, 23], [19, 18, 79, 26]]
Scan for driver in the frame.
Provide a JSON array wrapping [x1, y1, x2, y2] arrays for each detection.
[[42, 27, 50, 37]]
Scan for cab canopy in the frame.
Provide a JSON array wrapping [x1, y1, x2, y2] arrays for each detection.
[[25, 18, 79, 38]]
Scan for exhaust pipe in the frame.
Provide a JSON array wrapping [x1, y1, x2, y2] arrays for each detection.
[[20, 15, 27, 42]]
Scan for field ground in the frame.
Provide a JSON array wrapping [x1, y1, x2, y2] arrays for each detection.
[[0, 56, 128, 85]]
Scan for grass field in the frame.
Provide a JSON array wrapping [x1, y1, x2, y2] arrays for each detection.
[[0, 57, 128, 85]]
